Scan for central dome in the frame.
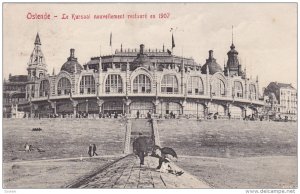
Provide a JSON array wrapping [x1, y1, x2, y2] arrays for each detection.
[[61, 49, 83, 74], [201, 50, 223, 74], [132, 44, 153, 70]]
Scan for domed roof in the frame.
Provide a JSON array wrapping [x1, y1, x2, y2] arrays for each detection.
[[132, 44, 153, 70], [201, 50, 223, 74], [60, 49, 83, 74]]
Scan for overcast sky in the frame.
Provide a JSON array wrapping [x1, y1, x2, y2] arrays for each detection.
[[3, 3, 297, 91]]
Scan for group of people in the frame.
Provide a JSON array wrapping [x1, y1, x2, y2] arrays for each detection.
[[99, 112, 122, 119], [133, 133, 184, 176], [136, 110, 152, 119], [88, 144, 98, 157]]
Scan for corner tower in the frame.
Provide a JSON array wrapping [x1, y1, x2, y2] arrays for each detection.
[[225, 26, 243, 77], [27, 33, 47, 80]]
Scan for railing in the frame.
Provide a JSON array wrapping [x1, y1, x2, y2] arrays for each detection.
[[29, 91, 264, 105]]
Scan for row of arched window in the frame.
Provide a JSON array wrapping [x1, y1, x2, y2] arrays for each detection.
[[38, 74, 257, 100]]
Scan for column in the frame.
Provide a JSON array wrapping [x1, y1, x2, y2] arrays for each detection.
[[97, 98, 104, 114], [225, 103, 230, 116], [204, 101, 210, 119], [125, 99, 131, 115], [197, 102, 199, 119], [152, 99, 160, 114], [85, 99, 89, 113], [72, 101, 78, 118], [53, 102, 57, 115], [180, 99, 187, 115], [160, 99, 164, 117], [30, 103, 33, 118], [15, 104, 18, 118], [242, 106, 247, 119]]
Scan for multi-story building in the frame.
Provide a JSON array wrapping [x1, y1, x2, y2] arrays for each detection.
[[4, 33, 264, 119], [264, 82, 297, 121], [3, 74, 28, 118]]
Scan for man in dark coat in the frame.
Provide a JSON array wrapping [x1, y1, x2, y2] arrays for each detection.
[[92, 144, 98, 156], [88, 144, 92, 157], [133, 133, 148, 166]]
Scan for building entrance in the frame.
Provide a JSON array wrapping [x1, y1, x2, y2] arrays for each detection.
[[130, 101, 154, 118]]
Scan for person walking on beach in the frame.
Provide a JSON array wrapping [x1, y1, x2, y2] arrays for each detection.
[[92, 144, 98, 156], [88, 144, 92, 157], [133, 133, 148, 167], [24, 143, 30, 152]]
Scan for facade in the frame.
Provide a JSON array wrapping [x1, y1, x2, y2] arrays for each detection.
[[264, 82, 297, 121], [5, 33, 264, 119], [3, 74, 28, 118]]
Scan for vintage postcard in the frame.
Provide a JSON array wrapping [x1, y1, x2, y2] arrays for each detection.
[[2, 2, 297, 192]]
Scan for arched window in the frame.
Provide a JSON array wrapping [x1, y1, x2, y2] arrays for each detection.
[[80, 75, 96, 94], [188, 76, 204, 95], [234, 81, 243, 98], [249, 84, 256, 100], [133, 74, 151, 93], [161, 75, 178, 94], [57, 77, 71, 96], [105, 74, 123, 93], [211, 79, 225, 96], [39, 80, 50, 97]]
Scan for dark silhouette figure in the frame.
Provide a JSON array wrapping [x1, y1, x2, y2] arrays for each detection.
[[92, 144, 98, 156], [88, 144, 92, 157], [147, 111, 151, 119], [133, 133, 148, 166], [137, 110, 140, 119], [228, 112, 231, 120]]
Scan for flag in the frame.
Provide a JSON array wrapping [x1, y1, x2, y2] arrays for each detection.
[[167, 49, 172, 55], [172, 33, 175, 49], [110, 32, 112, 47]]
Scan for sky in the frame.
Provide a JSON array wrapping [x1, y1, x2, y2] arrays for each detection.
[[3, 3, 297, 91]]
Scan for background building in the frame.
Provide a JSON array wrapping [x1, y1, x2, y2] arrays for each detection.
[[4, 33, 264, 119], [3, 74, 28, 118], [264, 82, 297, 121]]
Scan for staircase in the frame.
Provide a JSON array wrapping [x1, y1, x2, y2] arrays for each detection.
[[130, 119, 153, 153], [124, 118, 161, 154], [131, 119, 152, 136]]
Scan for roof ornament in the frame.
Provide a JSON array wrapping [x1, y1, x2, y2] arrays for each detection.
[[231, 25, 235, 49]]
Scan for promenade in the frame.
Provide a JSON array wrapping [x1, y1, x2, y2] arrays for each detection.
[[66, 154, 211, 189]]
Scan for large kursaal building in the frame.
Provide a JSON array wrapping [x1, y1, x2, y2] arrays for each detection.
[[5, 33, 264, 118]]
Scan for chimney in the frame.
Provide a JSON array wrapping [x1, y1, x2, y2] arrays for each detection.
[[70, 48, 75, 58], [209, 50, 214, 59], [140, 44, 145, 54]]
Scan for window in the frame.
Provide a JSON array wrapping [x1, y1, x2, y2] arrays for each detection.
[[39, 80, 50, 97], [188, 77, 204, 95], [105, 74, 123, 93], [133, 74, 151, 93], [234, 81, 243, 98], [161, 75, 178, 94], [80, 75, 96, 94], [57, 77, 71, 96], [212, 78, 225, 96], [249, 84, 256, 100]]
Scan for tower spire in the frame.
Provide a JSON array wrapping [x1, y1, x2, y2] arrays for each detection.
[[35, 33, 41, 45], [231, 25, 235, 49], [232, 25, 233, 45]]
